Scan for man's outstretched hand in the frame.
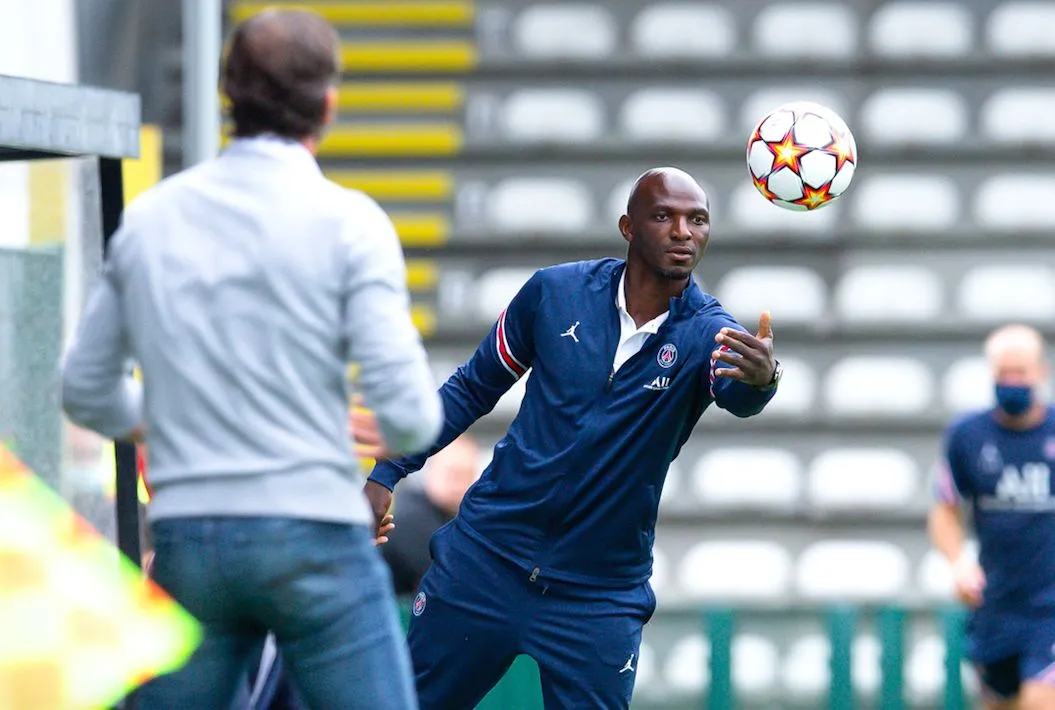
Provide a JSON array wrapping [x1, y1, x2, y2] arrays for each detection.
[[364, 480, 395, 545], [712, 311, 777, 388]]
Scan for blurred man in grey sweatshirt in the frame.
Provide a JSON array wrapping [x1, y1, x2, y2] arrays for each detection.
[[60, 9, 441, 709]]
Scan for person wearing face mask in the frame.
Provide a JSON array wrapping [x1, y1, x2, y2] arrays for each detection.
[[929, 324, 1055, 710]]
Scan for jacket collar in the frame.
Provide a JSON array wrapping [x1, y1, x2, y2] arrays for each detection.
[[604, 259, 708, 319]]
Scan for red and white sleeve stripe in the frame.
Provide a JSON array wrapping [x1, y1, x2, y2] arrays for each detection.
[[709, 344, 731, 398], [496, 309, 527, 379]]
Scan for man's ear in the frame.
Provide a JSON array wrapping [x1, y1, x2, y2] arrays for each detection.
[[618, 215, 633, 245], [322, 85, 339, 127]]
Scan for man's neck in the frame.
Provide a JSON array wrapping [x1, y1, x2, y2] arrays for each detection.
[[996, 402, 1048, 431], [623, 261, 687, 328]]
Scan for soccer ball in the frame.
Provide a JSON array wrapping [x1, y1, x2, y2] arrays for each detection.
[[746, 102, 857, 211]]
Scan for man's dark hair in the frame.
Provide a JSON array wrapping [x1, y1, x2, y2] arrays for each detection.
[[221, 10, 340, 140]]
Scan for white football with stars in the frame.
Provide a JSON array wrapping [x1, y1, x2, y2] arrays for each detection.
[[746, 101, 858, 211]]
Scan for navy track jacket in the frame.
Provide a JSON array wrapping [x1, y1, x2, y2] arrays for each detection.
[[371, 258, 776, 587]]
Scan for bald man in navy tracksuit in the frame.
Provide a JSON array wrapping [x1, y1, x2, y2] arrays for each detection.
[[366, 168, 782, 709]]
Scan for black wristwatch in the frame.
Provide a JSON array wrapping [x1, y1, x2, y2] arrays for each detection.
[[756, 360, 782, 392]]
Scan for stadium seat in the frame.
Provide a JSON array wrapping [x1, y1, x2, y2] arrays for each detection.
[[500, 89, 605, 143], [796, 541, 910, 600], [486, 178, 594, 233], [782, 635, 882, 699], [980, 88, 1055, 145], [733, 635, 780, 699], [860, 89, 969, 145], [868, 2, 973, 57], [956, 264, 1055, 321], [678, 541, 793, 601], [474, 268, 535, 323], [974, 175, 1055, 229], [513, 4, 617, 59], [834, 265, 943, 323], [630, 4, 737, 58], [759, 356, 816, 417], [619, 89, 727, 142], [664, 634, 709, 693], [753, 4, 857, 59], [634, 642, 658, 696], [906, 635, 946, 703], [658, 460, 687, 512], [807, 448, 919, 511], [825, 356, 934, 417], [693, 448, 802, 510], [986, 2, 1055, 56], [714, 266, 827, 326], [851, 175, 961, 230], [741, 88, 849, 135], [942, 356, 992, 413], [731, 181, 840, 233]]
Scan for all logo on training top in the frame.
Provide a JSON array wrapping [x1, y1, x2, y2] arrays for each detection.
[[657, 343, 678, 368]]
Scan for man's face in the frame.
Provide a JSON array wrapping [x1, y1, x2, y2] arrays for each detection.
[[620, 174, 711, 280]]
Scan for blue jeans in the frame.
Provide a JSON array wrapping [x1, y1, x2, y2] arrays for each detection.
[[138, 517, 417, 710]]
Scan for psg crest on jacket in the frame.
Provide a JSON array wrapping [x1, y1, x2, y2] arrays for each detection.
[[657, 343, 678, 368]]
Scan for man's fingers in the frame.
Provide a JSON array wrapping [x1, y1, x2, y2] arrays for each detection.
[[713, 367, 746, 380], [714, 335, 764, 362], [716, 328, 763, 350], [713, 349, 744, 368], [757, 311, 773, 340], [355, 444, 385, 459]]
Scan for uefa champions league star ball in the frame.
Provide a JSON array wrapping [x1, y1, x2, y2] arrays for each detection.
[[746, 101, 858, 211]]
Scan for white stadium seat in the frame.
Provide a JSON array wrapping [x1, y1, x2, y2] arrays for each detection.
[[733, 635, 780, 699], [635, 642, 659, 696], [715, 266, 827, 326], [807, 448, 919, 510], [869, 2, 973, 57], [474, 268, 535, 322], [796, 541, 910, 600], [486, 178, 594, 234], [986, 2, 1055, 57], [851, 175, 961, 230], [665, 634, 709, 694], [731, 182, 839, 234], [658, 461, 688, 512], [981, 88, 1055, 145], [741, 88, 849, 135], [942, 356, 992, 413], [753, 4, 857, 58], [825, 356, 934, 416], [759, 356, 817, 417], [783, 635, 882, 699], [834, 265, 943, 323], [631, 4, 737, 58], [974, 175, 1055, 229], [693, 448, 802, 510], [956, 264, 1055, 321], [513, 4, 617, 59], [906, 635, 946, 703], [501, 89, 605, 143], [678, 541, 793, 601], [860, 89, 969, 145], [619, 89, 727, 142]]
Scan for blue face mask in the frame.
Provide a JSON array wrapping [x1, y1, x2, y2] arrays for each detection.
[[995, 384, 1034, 416]]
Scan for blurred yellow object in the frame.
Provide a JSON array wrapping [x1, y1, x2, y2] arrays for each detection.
[[340, 41, 478, 73], [229, 1, 475, 27], [0, 445, 201, 709], [325, 170, 454, 202], [338, 82, 465, 113], [406, 260, 439, 291], [318, 123, 463, 157]]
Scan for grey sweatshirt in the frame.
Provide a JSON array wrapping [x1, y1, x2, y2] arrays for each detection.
[[61, 137, 443, 525]]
